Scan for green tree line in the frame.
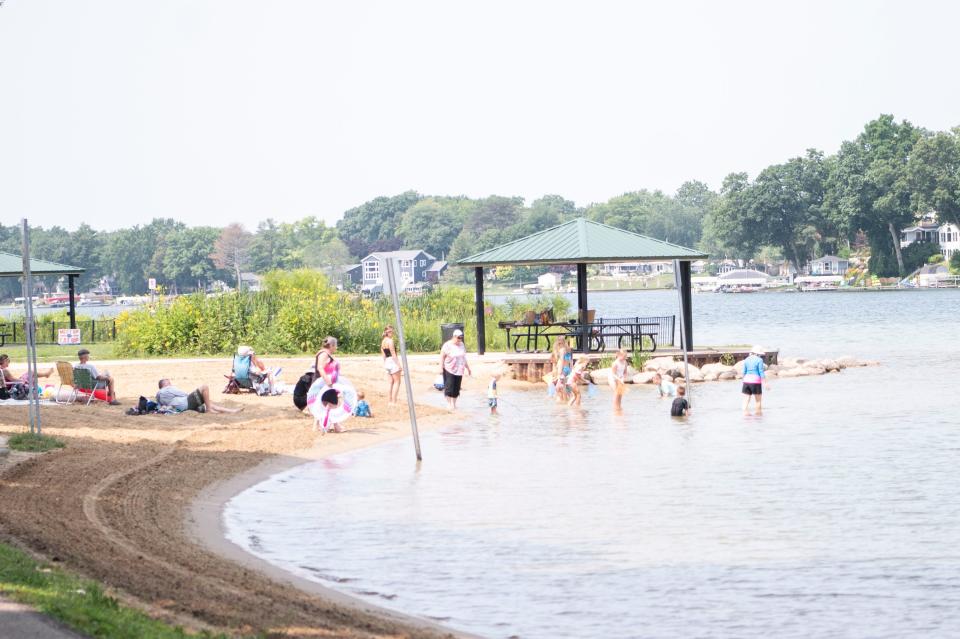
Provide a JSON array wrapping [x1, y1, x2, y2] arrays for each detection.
[[8, 113, 960, 298]]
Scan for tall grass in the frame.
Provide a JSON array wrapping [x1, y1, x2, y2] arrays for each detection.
[[115, 270, 571, 356]]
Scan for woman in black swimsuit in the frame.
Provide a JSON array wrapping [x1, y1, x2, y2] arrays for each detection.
[[381, 326, 402, 405]]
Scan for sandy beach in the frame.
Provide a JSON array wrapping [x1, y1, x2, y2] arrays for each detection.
[[0, 351, 515, 638]]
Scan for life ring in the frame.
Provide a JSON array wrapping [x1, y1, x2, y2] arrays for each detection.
[[306, 376, 357, 432]]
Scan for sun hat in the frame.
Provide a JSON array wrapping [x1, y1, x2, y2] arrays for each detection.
[[452, 329, 464, 337], [750, 345, 765, 355], [237, 345, 255, 356]]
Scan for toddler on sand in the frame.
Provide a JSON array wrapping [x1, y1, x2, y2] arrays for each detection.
[[354, 390, 372, 418]]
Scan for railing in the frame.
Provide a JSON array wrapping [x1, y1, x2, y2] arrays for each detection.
[[0, 319, 117, 345], [594, 316, 675, 349], [500, 315, 675, 353]]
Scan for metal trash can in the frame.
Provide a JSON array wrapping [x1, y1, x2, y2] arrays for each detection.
[[440, 322, 465, 344]]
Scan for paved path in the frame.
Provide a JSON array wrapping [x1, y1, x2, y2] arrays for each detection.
[[0, 595, 87, 638]]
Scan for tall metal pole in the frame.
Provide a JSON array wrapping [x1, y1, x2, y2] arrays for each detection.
[[673, 260, 691, 403], [21, 220, 41, 434], [385, 258, 422, 461]]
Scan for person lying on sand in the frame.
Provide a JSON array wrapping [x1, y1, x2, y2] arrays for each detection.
[[156, 379, 243, 414]]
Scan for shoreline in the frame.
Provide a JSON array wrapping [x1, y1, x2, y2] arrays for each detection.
[[0, 353, 512, 638], [189, 413, 484, 639]]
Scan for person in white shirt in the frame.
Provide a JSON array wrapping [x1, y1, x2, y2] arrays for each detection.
[[76, 348, 120, 405], [156, 379, 242, 414]]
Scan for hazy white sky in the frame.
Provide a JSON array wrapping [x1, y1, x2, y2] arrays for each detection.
[[2, 0, 959, 231]]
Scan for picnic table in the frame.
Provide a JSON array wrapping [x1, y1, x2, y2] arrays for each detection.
[[498, 318, 663, 353]]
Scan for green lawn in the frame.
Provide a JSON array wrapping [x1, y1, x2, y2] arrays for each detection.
[[0, 343, 116, 363], [0, 543, 239, 638]]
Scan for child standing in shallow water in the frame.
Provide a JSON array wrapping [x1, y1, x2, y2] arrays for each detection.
[[567, 360, 588, 406], [487, 373, 500, 414], [609, 349, 628, 410]]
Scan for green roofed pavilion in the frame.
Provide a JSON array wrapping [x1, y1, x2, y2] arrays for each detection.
[[458, 218, 707, 266], [0, 251, 85, 329], [456, 218, 706, 355], [0, 252, 84, 277]]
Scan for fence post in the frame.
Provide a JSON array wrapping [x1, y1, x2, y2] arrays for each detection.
[[112, 319, 116, 340], [52, 322, 56, 344], [91, 320, 96, 343]]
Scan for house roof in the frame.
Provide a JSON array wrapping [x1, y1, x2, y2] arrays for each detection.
[[719, 269, 770, 280], [363, 250, 436, 262], [0, 251, 84, 277], [811, 255, 846, 262], [426, 260, 448, 272], [457, 218, 707, 267]]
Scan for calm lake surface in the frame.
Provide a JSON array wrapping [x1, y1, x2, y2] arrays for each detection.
[[226, 290, 960, 639]]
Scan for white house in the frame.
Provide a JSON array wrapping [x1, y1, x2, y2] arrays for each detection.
[[900, 222, 940, 248], [808, 255, 849, 276], [361, 250, 437, 292], [537, 272, 563, 290], [717, 269, 770, 291], [938, 223, 960, 260]]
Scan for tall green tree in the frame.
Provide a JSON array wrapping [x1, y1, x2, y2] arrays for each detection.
[[396, 197, 474, 257], [828, 115, 923, 276], [908, 128, 960, 228], [336, 191, 421, 257]]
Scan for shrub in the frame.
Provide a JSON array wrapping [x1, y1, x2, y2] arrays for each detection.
[[114, 270, 572, 357]]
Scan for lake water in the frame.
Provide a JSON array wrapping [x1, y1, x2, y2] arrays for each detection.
[[225, 290, 960, 639]]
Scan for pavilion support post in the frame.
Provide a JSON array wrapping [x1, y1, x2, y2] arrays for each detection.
[[679, 260, 693, 349], [474, 267, 486, 355], [68, 274, 77, 329], [577, 263, 589, 354]]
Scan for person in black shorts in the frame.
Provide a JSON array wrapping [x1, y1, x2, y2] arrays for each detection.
[[156, 379, 242, 414], [670, 385, 691, 417]]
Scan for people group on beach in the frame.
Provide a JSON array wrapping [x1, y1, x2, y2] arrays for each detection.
[[5, 327, 776, 428]]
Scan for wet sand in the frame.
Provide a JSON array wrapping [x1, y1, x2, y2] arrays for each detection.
[[0, 352, 512, 638]]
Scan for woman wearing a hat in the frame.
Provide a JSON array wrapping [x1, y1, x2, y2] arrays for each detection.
[[440, 329, 471, 410], [741, 346, 767, 415]]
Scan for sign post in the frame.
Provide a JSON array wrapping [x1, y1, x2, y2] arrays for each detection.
[[673, 260, 691, 404], [384, 258, 422, 461], [21, 220, 41, 435]]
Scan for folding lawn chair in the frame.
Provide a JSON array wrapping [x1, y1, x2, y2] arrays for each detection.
[[55, 360, 77, 404], [72, 367, 107, 405]]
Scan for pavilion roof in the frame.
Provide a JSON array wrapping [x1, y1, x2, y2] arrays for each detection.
[[457, 218, 707, 267], [0, 252, 84, 277]]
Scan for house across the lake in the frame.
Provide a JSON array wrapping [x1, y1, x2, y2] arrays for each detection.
[[361, 250, 438, 292], [808, 255, 849, 276]]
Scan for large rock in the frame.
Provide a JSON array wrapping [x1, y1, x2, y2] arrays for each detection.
[[593, 368, 612, 384], [734, 360, 746, 377], [778, 367, 809, 378], [718, 371, 737, 381], [803, 362, 826, 375], [632, 371, 659, 385], [703, 371, 719, 381], [643, 356, 678, 372], [837, 356, 864, 369], [701, 362, 734, 376], [820, 359, 839, 372], [779, 357, 804, 369]]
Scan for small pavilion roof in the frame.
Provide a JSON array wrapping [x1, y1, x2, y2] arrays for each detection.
[[0, 252, 84, 277], [457, 218, 707, 267]]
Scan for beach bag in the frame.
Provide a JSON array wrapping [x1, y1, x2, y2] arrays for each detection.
[[293, 371, 315, 410], [10, 383, 29, 400], [0, 386, 9, 400]]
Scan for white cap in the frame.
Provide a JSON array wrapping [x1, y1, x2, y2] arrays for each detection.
[[453, 329, 464, 337], [750, 345, 765, 355], [237, 345, 254, 356]]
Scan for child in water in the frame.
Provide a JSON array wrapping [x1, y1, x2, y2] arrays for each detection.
[[652, 373, 676, 398], [567, 360, 588, 407], [670, 385, 691, 416], [354, 390, 372, 417], [609, 349, 628, 410], [487, 372, 499, 414]]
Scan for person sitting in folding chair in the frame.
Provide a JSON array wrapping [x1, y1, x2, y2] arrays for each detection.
[[76, 348, 120, 405], [226, 346, 274, 395]]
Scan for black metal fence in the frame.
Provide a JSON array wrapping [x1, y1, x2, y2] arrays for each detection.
[[594, 316, 675, 350], [0, 319, 117, 345]]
